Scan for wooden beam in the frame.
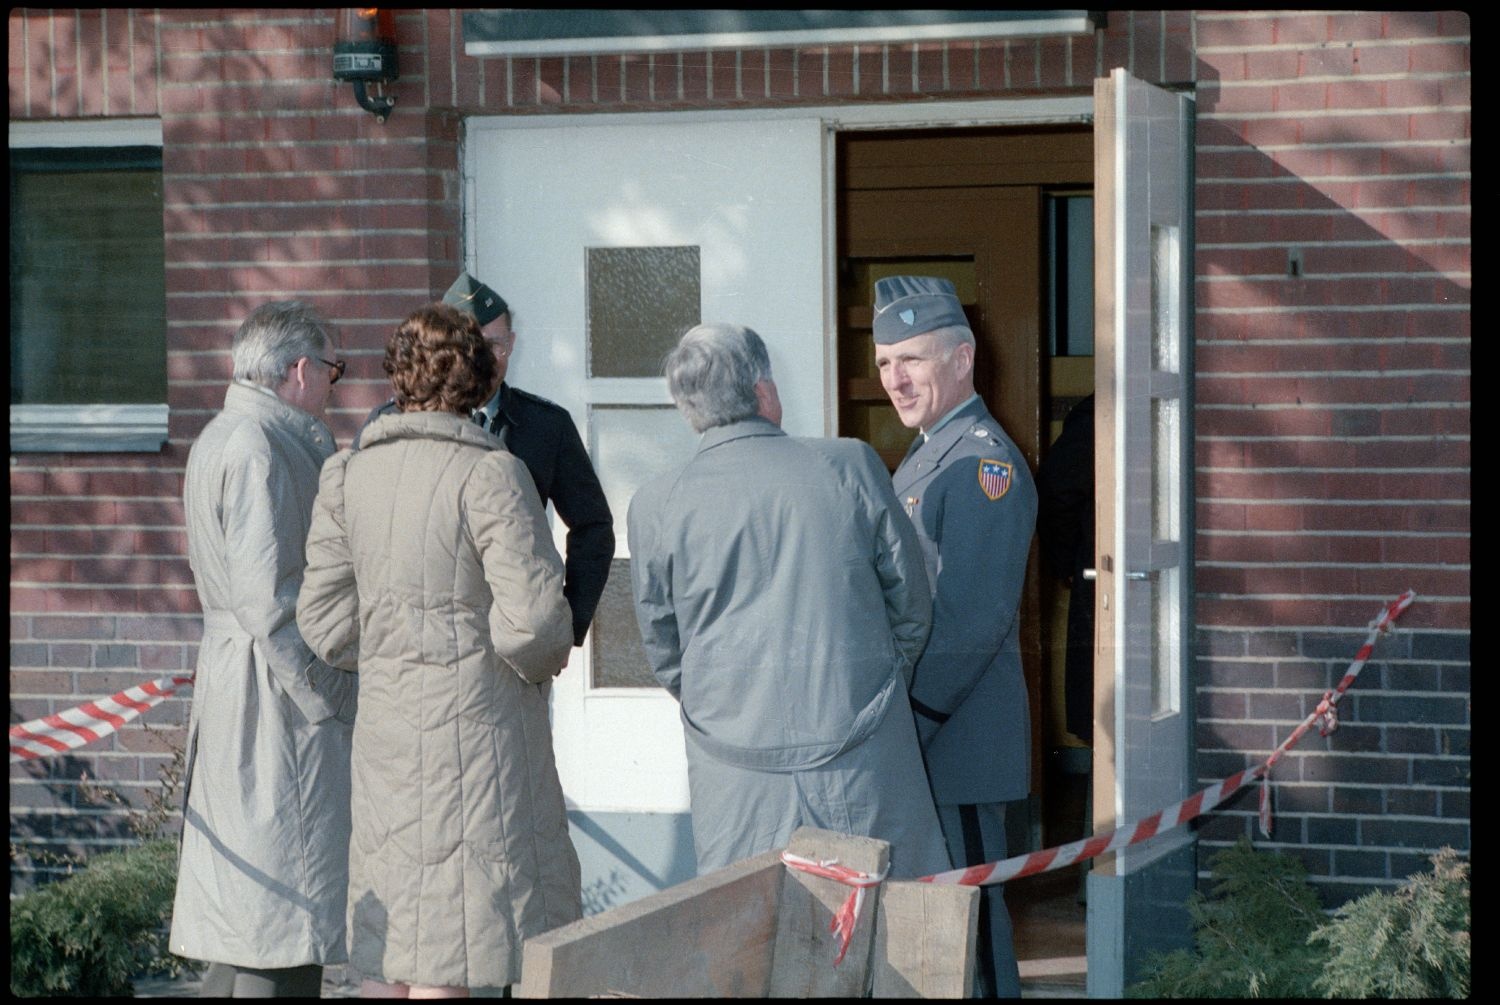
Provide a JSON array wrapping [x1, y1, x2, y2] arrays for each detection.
[[872, 881, 980, 998], [516, 849, 783, 998], [768, 827, 891, 997]]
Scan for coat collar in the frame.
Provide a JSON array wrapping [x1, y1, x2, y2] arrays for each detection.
[[893, 396, 992, 494], [903, 395, 989, 465], [223, 381, 334, 451], [697, 416, 785, 454], [359, 408, 499, 451]]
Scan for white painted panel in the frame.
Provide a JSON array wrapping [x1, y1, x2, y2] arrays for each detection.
[[468, 115, 828, 812]]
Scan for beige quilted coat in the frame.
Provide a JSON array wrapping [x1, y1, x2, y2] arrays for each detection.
[[297, 410, 581, 988]]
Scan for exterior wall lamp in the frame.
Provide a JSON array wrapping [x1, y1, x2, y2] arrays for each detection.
[[333, 8, 399, 122]]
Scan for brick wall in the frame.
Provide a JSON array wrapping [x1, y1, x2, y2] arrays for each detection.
[[1190, 10, 1469, 903], [9, 9, 462, 886], [10, 9, 1469, 900]]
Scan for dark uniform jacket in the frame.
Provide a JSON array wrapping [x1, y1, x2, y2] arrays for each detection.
[[355, 384, 614, 645], [893, 396, 1037, 806]]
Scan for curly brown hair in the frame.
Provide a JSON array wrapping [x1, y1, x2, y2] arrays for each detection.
[[383, 302, 499, 414]]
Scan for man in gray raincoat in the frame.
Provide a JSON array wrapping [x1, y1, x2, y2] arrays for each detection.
[[170, 301, 356, 997], [627, 322, 951, 881], [873, 275, 1038, 998]]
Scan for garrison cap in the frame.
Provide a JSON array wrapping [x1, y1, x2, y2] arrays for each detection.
[[872, 275, 968, 344], [442, 271, 509, 326]]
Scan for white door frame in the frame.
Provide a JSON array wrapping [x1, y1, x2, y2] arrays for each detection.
[[463, 95, 1093, 434]]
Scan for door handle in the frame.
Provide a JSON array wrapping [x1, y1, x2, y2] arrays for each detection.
[[1081, 568, 1098, 581]]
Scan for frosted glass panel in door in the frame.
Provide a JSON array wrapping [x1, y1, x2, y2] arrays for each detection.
[[587, 246, 701, 378]]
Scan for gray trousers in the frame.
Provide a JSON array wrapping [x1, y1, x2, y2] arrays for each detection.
[[199, 962, 322, 998], [935, 802, 1022, 998]]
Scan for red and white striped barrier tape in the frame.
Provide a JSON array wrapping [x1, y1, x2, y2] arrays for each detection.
[[779, 852, 889, 966], [918, 589, 1417, 889], [9, 673, 195, 763]]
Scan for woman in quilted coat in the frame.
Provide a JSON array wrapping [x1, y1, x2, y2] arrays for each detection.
[[298, 303, 581, 997]]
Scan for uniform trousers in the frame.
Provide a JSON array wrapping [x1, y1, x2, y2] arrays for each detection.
[[935, 802, 1022, 998]]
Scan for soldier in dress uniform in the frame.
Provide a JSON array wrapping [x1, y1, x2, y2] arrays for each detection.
[[355, 273, 614, 646], [872, 275, 1038, 998]]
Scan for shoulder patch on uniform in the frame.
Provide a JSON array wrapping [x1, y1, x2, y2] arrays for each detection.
[[978, 459, 1013, 501]]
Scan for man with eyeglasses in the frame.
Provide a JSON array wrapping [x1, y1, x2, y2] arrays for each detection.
[[172, 301, 357, 997], [355, 272, 614, 647]]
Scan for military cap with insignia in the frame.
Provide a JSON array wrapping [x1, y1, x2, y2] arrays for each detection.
[[871, 275, 969, 344], [443, 271, 509, 326]]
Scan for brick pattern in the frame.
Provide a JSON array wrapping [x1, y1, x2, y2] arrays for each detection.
[[8, 8, 161, 118], [1190, 9, 1470, 895], [1196, 625, 1470, 905], [8, 9, 1469, 898]]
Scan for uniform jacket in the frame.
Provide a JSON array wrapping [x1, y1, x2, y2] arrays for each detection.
[[170, 381, 356, 969], [297, 410, 581, 988], [894, 396, 1038, 805], [356, 384, 614, 646]]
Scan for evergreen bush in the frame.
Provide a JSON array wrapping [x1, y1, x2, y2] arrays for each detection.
[[1128, 838, 1472, 999], [9, 731, 190, 996], [1309, 847, 1470, 998], [9, 838, 179, 997], [1128, 836, 1327, 998]]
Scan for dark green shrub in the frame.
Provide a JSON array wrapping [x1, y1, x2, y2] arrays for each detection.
[[1310, 847, 1470, 998], [1128, 837, 1327, 998], [9, 838, 179, 997], [9, 730, 190, 996]]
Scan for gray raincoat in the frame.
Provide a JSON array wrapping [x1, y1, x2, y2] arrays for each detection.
[[170, 381, 356, 969], [627, 418, 951, 879]]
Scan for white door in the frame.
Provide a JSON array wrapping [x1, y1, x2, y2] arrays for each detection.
[[467, 114, 829, 814], [1089, 68, 1196, 996]]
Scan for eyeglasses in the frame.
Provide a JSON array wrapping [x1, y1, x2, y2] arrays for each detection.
[[317, 357, 347, 385]]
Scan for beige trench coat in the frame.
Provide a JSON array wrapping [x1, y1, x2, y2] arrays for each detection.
[[297, 410, 580, 988], [170, 381, 357, 969]]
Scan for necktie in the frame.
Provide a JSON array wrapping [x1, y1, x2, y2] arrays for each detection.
[[472, 410, 488, 429]]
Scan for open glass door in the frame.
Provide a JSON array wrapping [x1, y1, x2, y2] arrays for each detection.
[[1088, 68, 1196, 996]]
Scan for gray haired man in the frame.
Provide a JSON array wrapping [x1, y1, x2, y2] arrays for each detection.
[[627, 322, 951, 881], [874, 276, 1038, 998], [171, 301, 356, 997]]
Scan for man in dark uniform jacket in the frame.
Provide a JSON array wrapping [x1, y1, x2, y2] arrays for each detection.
[[872, 275, 1038, 998], [355, 272, 614, 646]]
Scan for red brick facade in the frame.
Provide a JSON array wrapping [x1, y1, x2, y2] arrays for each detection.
[[10, 10, 1469, 901]]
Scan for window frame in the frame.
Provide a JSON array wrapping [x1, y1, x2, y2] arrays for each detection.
[[9, 118, 169, 453]]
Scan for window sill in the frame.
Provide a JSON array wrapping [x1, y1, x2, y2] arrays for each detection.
[[9, 403, 170, 453]]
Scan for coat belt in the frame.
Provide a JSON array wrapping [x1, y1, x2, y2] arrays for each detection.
[[679, 666, 902, 773]]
